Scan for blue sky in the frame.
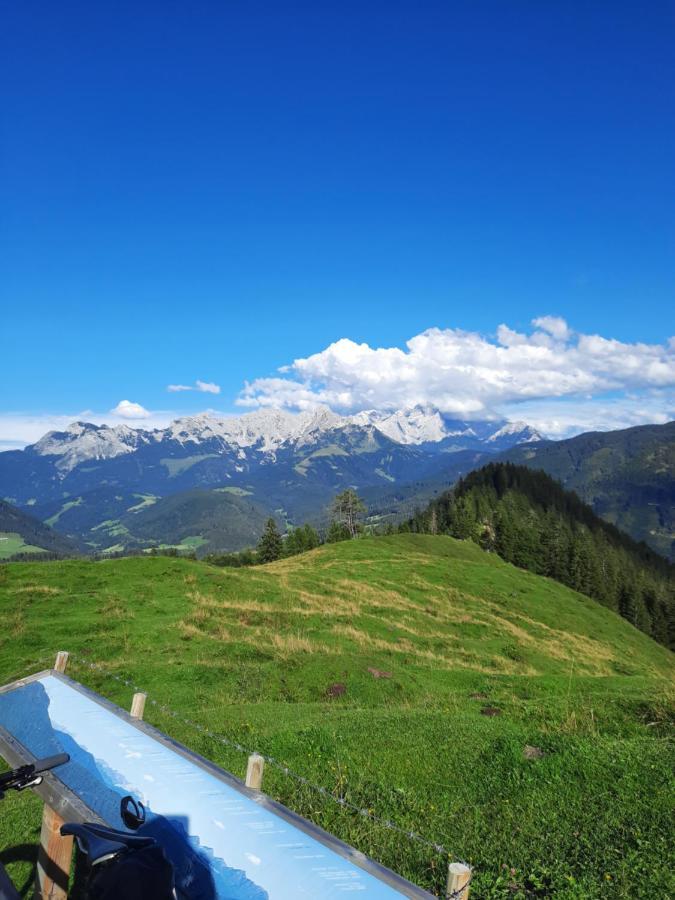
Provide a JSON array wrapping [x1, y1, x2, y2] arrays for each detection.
[[2, 1, 674, 446]]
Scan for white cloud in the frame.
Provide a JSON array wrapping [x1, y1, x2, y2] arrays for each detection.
[[531, 315, 571, 341], [195, 380, 220, 394], [238, 317, 675, 434], [110, 400, 151, 419], [167, 380, 221, 394], [501, 393, 675, 438]]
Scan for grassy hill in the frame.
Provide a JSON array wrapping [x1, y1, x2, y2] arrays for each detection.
[[405, 463, 674, 648], [0, 535, 673, 897]]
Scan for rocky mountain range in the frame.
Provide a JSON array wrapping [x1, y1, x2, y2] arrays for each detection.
[[2, 407, 672, 562], [25, 405, 541, 474], [0, 406, 540, 554]]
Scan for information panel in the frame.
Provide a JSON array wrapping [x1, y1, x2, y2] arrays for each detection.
[[0, 673, 433, 900]]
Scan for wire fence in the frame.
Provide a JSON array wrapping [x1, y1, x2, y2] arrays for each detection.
[[23, 651, 473, 897], [9, 637, 671, 899]]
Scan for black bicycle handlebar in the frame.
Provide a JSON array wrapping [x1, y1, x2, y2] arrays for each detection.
[[0, 752, 70, 794], [31, 753, 70, 775]]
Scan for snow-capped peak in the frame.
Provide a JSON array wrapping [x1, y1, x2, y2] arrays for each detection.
[[167, 406, 342, 451], [26, 405, 543, 474], [351, 405, 448, 444], [33, 421, 149, 472], [485, 421, 543, 444], [351, 405, 499, 446]]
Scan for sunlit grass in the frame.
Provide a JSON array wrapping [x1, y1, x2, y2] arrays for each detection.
[[0, 534, 672, 898]]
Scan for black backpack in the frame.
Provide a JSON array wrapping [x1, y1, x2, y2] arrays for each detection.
[[60, 822, 175, 899], [87, 842, 175, 900]]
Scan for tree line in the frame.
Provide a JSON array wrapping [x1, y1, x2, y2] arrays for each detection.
[[205, 488, 367, 566], [403, 462, 674, 648]]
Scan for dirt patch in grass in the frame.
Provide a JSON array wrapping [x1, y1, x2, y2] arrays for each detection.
[[11, 584, 61, 595], [367, 667, 392, 679]]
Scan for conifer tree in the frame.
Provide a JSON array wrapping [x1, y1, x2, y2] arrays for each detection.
[[257, 517, 283, 563], [326, 520, 352, 543], [331, 489, 366, 538]]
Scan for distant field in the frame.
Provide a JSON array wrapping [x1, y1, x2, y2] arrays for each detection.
[[150, 534, 208, 552], [44, 497, 82, 527], [0, 533, 46, 560], [0, 535, 673, 898]]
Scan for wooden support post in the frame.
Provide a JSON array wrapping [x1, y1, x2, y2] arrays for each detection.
[[130, 692, 147, 719], [245, 753, 265, 791], [447, 862, 471, 899], [35, 804, 73, 900], [33, 653, 73, 897]]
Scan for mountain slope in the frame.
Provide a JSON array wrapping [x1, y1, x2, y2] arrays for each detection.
[[501, 421, 675, 560], [0, 536, 672, 897], [406, 463, 675, 647], [31, 486, 274, 555], [120, 488, 273, 554], [0, 499, 80, 559]]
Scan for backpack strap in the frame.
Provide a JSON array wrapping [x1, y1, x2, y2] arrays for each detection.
[[60, 823, 156, 866]]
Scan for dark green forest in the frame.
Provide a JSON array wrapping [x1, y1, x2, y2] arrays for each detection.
[[404, 463, 674, 648]]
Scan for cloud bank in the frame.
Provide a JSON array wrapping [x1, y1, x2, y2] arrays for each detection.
[[238, 318, 675, 434], [1, 318, 673, 449]]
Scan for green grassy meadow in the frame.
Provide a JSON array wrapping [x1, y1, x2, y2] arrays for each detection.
[[0, 534, 46, 560], [0, 534, 673, 897]]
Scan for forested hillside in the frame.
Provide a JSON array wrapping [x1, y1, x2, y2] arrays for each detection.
[[0, 499, 79, 560], [405, 463, 674, 648], [501, 421, 675, 560]]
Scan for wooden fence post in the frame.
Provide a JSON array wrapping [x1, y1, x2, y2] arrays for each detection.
[[245, 753, 265, 791], [34, 652, 74, 897], [35, 804, 73, 900], [130, 692, 147, 719], [447, 862, 471, 899]]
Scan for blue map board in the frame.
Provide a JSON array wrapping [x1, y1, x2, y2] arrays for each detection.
[[0, 673, 434, 900]]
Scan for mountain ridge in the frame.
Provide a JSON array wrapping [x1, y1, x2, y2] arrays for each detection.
[[26, 405, 543, 475], [3, 411, 673, 562], [0, 406, 542, 552], [501, 420, 675, 561]]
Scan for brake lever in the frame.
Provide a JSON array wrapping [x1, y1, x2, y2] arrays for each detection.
[[16, 775, 43, 791]]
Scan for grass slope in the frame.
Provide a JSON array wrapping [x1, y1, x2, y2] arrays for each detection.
[[0, 535, 673, 898], [0, 534, 46, 559]]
